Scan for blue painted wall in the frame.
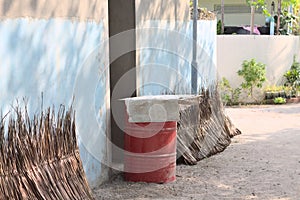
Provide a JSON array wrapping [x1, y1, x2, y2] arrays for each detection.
[[0, 18, 110, 187], [137, 20, 217, 95], [0, 15, 216, 189]]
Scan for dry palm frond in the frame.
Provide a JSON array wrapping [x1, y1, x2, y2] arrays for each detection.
[[0, 105, 94, 200], [177, 89, 241, 165], [190, 8, 216, 20]]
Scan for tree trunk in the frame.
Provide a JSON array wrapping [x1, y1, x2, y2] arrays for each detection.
[[250, 5, 255, 35], [277, 0, 282, 35], [221, 0, 225, 34]]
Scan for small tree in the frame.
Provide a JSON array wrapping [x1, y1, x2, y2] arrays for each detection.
[[246, 0, 270, 34], [238, 59, 267, 102], [245, 0, 300, 35], [275, 0, 300, 35]]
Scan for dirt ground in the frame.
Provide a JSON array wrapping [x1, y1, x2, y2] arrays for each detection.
[[94, 103, 300, 200]]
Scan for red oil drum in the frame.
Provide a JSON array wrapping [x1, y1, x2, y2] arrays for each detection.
[[124, 121, 177, 183]]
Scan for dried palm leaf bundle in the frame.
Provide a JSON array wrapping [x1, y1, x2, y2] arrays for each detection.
[[177, 89, 241, 165], [0, 105, 94, 200]]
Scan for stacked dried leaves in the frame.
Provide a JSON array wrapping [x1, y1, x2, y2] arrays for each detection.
[[0, 106, 94, 200], [177, 90, 241, 165], [190, 8, 216, 20]]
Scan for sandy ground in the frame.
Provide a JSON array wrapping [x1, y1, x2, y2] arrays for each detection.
[[94, 103, 300, 200]]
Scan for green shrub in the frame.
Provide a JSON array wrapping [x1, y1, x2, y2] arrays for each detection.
[[219, 77, 241, 106], [284, 55, 300, 90], [217, 20, 222, 35], [283, 56, 300, 97], [273, 97, 286, 104], [237, 59, 267, 102]]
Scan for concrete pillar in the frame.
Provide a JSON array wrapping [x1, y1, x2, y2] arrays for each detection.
[[108, 0, 136, 164]]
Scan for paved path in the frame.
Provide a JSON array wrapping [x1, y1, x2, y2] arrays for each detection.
[[94, 103, 300, 200]]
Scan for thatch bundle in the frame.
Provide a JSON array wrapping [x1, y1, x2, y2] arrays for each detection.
[[177, 90, 241, 165], [0, 106, 93, 199], [190, 8, 216, 20]]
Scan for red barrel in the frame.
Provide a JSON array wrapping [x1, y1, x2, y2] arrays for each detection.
[[124, 120, 177, 183]]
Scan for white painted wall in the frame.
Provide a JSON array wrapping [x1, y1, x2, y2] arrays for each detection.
[[217, 35, 300, 101]]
